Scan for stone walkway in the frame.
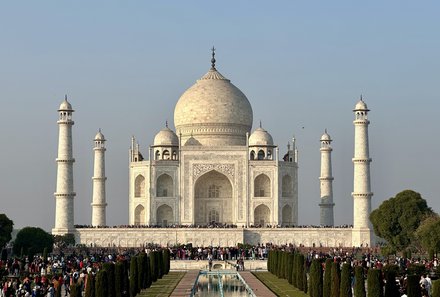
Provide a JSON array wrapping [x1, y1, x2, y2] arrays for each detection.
[[239, 271, 277, 297], [169, 270, 199, 297]]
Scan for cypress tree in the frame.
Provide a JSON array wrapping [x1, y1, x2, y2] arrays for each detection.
[[56, 283, 62, 297], [323, 258, 333, 297], [340, 263, 352, 297], [162, 248, 170, 274], [354, 266, 366, 297], [102, 262, 115, 297], [309, 258, 323, 297], [145, 256, 152, 288], [122, 259, 130, 297], [367, 268, 383, 297], [384, 268, 399, 297], [85, 273, 95, 297], [137, 253, 145, 290], [158, 250, 164, 279], [70, 283, 82, 297], [407, 275, 421, 297], [303, 264, 308, 294], [129, 256, 139, 297], [150, 251, 159, 282], [432, 279, 440, 297], [115, 262, 124, 297], [331, 261, 341, 297], [292, 253, 298, 287], [95, 270, 109, 297], [287, 253, 294, 285], [42, 247, 48, 263], [297, 253, 305, 291]]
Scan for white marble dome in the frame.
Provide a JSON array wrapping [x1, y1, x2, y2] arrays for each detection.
[[59, 98, 73, 111], [174, 67, 253, 146], [320, 130, 331, 142], [153, 126, 178, 146], [94, 130, 105, 141], [354, 98, 369, 111], [249, 127, 274, 146]]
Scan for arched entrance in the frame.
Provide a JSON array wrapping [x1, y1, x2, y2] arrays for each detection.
[[156, 204, 173, 227], [134, 205, 145, 225], [254, 204, 270, 227], [194, 170, 233, 225], [282, 205, 292, 226]]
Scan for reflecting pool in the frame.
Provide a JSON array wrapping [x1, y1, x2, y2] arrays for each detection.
[[193, 272, 254, 297]]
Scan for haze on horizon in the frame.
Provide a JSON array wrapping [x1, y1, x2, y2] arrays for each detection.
[[0, 1, 439, 232]]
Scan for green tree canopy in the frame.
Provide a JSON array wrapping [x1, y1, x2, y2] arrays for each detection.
[[370, 190, 434, 251], [13, 227, 54, 257], [0, 214, 14, 248], [415, 215, 440, 253]]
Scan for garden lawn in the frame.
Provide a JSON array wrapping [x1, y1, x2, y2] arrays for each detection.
[[252, 272, 309, 297], [137, 272, 186, 297]]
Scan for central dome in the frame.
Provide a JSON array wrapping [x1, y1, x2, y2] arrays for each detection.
[[174, 63, 253, 146]]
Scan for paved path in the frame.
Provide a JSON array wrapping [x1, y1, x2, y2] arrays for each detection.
[[239, 271, 277, 297], [169, 270, 199, 297]]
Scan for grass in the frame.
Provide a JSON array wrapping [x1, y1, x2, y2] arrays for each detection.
[[137, 272, 186, 297], [252, 272, 309, 297]]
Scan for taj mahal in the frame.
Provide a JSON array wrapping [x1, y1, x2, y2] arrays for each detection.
[[52, 50, 374, 247]]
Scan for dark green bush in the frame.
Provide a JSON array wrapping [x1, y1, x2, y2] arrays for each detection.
[[129, 256, 138, 297], [354, 266, 366, 297], [367, 268, 383, 297], [340, 263, 352, 297], [330, 262, 340, 297], [323, 258, 333, 297]]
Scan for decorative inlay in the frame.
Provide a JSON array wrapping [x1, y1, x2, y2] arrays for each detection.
[[193, 163, 235, 180]]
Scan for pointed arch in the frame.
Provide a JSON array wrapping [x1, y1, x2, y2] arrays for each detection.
[[250, 150, 255, 160], [282, 174, 293, 197], [134, 204, 145, 225], [156, 204, 173, 226], [282, 204, 293, 226], [254, 173, 271, 197], [134, 175, 145, 197], [254, 204, 270, 226], [162, 150, 170, 160], [156, 173, 173, 197], [257, 150, 265, 160], [155, 150, 160, 160]]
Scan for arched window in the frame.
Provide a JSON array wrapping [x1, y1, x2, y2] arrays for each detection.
[[134, 205, 145, 225], [282, 205, 293, 226], [254, 174, 271, 197], [282, 175, 293, 197], [250, 151, 255, 160], [208, 185, 220, 198], [258, 150, 265, 160], [172, 151, 177, 160], [156, 204, 173, 227], [162, 150, 170, 160], [134, 175, 145, 197], [156, 174, 173, 197], [208, 209, 220, 223], [155, 150, 160, 160], [267, 150, 272, 160], [254, 204, 270, 226]]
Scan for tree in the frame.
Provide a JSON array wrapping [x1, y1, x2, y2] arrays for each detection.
[[323, 258, 333, 297], [129, 256, 138, 297], [432, 279, 440, 297], [95, 270, 109, 297], [85, 274, 95, 297], [115, 262, 124, 297], [0, 214, 13, 248], [384, 266, 399, 297], [407, 275, 421, 297], [367, 268, 383, 297], [53, 234, 76, 248], [13, 227, 54, 258], [309, 259, 323, 297], [370, 190, 434, 251], [70, 283, 82, 297], [415, 215, 440, 253], [102, 262, 115, 297], [354, 266, 366, 297], [331, 262, 341, 297], [340, 263, 352, 297]]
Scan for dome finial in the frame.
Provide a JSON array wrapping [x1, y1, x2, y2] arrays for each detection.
[[165, 120, 168, 128], [360, 94, 363, 101], [211, 46, 216, 70], [65, 94, 68, 101], [259, 120, 262, 128]]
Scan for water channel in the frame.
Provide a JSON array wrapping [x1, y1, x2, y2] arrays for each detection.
[[192, 271, 255, 297]]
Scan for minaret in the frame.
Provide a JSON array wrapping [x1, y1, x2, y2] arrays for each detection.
[[319, 130, 334, 226], [52, 96, 76, 235], [91, 129, 107, 227], [352, 96, 373, 246]]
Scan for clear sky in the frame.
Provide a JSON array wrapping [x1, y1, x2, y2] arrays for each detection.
[[1, 1, 439, 231]]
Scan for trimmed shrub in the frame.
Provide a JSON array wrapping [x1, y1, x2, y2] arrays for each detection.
[[331, 261, 341, 297], [407, 274, 421, 297], [292, 253, 298, 287], [102, 262, 115, 297], [115, 262, 124, 297], [129, 256, 138, 297], [137, 253, 145, 290], [70, 283, 82, 297], [384, 267, 399, 297], [354, 266, 366, 297], [84, 274, 95, 297], [145, 256, 152, 288], [95, 270, 109, 297], [432, 279, 440, 297], [323, 258, 333, 297], [367, 268, 383, 297], [162, 248, 170, 274], [158, 250, 164, 279], [296, 253, 305, 291], [303, 264, 308, 294], [309, 259, 323, 297], [340, 263, 352, 297], [287, 253, 294, 285]]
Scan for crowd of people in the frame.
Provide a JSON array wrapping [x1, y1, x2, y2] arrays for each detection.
[[74, 223, 354, 229]]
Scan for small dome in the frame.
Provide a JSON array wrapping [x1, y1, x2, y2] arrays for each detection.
[[354, 98, 369, 111], [59, 98, 73, 111], [184, 136, 201, 146], [153, 127, 178, 146], [94, 130, 105, 141], [320, 130, 332, 142], [249, 127, 274, 146]]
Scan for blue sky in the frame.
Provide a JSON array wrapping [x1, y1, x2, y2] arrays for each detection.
[[1, 1, 439, 231]]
